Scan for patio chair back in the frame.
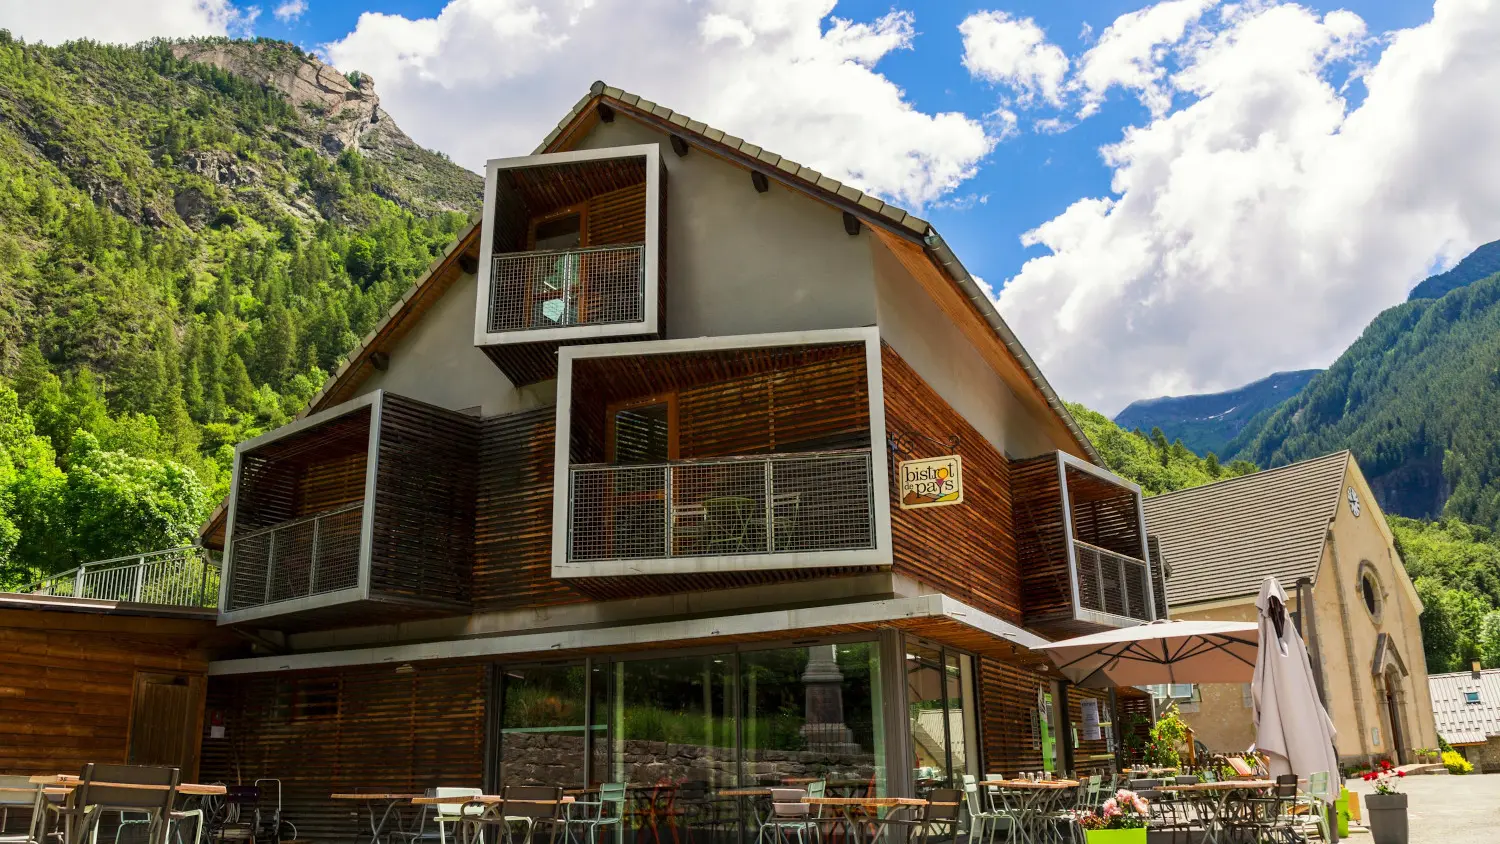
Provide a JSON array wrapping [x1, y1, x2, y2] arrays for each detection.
[[434, 788, 483, 819], [502, 786, 564, 821], [0, 775, 45, 844], [1273, 774, 1298, 799], [1305, 772, 1332, 803], [1173, 776, 1196, 786], [1128, 779, 1161, 791], [805, 781, 826, 800], [921, 788, 964, 827], [77, 764, 180, 813], [597, 784, 627, 814]]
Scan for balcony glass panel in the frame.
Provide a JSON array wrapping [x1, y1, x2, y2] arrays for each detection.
[[567, 450, 875, 563]]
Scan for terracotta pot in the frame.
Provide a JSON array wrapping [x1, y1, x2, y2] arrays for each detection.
[[1365, 792, 1408, 844]]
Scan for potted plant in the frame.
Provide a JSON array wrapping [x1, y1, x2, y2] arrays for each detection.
[[1362, 760, 1407, 844], [1077, 789, 1150, 844]]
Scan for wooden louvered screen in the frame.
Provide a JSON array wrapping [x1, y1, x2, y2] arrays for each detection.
[[570, 344, 870, 464], [585, 182, 647, 245], [1148, 535, 1169, 619], [200, 663, 488, 844], [473, 408, 586, 610], [1065, 466, 1144, 559], [233, 410, 372, 533], [882, 344, 1022, 624], [368, 395, 479, 606], [1115, 691, 1155, 767], [1010, 454, 1074, 632], [977, 659, 1050, 775]]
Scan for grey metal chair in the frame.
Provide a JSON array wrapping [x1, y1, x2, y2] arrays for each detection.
[[764, 789, 818, 844], [56, 764, 180, 844], [563, 784, 623, 844], [0, 776, 47, 844]]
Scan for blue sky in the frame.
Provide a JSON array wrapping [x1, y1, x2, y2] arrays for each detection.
[[7, 0, 1498, 412], [248, 0, 1433, 306]]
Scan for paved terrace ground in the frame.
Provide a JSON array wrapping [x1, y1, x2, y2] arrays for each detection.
[[1346, 772, 1500, 842]]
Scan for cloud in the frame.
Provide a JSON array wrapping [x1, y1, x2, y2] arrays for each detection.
[[274, 0, 307, 24], [0, 0, 250, 44], [996, 0, 1500, 415], [1073, 0, 1217, 117], [324, 0, 994, 207], [959, 11, 1069, 107]]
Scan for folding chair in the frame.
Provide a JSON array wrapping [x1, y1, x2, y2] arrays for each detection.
[[57, 764, 180, 844], [0, 776, 47, 844]]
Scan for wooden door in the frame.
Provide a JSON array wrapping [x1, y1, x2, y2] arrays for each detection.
[[127, 672, 206, 777]]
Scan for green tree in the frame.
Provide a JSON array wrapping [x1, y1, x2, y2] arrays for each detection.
[[1480, 610, 1500, 669]]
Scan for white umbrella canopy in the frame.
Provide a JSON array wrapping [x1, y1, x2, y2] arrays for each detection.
[[1253, 576, 1340, 785], [1042, 619, 1260, 688]]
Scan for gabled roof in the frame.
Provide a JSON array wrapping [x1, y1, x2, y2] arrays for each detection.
[[199, 80, 1101, 543], [1144, 451, 1351, 606], [1429, 667, 1500, 745]]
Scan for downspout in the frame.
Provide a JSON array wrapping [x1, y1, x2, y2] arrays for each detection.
[[1327, 529, 1372, 763]]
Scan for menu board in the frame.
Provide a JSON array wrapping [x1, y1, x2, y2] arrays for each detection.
[[1081, 698, 1102, 741]]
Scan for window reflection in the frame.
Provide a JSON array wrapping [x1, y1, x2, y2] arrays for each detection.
[[499, 664, 590, 787], [906, 643, 971, 790], [611, 655, 736, 786]]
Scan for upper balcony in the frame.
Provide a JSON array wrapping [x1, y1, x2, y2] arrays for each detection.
[[551, 329, 890, 584], [475, 145, 666, 386], [220, 390, 478, 628], [1012, 451, 1164, 636]]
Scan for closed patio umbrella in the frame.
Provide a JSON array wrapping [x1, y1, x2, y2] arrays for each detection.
[[1041, 619, 1260, 688], [1253, 575, 1339, 785]]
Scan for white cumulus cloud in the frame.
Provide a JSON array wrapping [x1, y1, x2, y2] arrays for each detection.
[[0, 0, 250, 44], [996, 0, 1500, 415], [274, 0, 307, 24], [1073, 0, 1217, 117], [959, 11, 1070, 107], [324, 0, 994, 207]]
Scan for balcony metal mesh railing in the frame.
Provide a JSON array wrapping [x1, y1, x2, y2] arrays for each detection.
[[20, 546, 221, 608], [227, 503, 363, 611], [488, 245, 645, 334], [568, 450, 875, 563], [1074, 539, 1154, 621]]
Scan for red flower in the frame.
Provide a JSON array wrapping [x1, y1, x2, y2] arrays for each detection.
[[1396, 771, 1405, 777], [1363, 773, 1375, 781]]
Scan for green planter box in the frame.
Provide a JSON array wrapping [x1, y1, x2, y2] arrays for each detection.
[[1085, 829, 1148, 844]]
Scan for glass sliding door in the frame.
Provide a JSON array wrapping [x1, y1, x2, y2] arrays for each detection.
[[740, 642, 886, 794], [905, 642, 975, 792], [498, 663, 591, 788]]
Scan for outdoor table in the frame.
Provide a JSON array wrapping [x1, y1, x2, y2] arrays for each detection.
[[979, 780, 1078, 844], [1160, 780, 1273, 844], [803, 797, 927, 844], [30, 776, 227, 796], [332, 792, 426, 844]]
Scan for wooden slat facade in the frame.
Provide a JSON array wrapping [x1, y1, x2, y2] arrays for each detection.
[[369, 395, 480, 605], [882, 344, 1022, 624], [1068, 685, 1115, 775], [201, 663, 487, 844], [1010, 453, 1075, 634], [977, 659, 1051, 775], [0, 604, 218, 778]]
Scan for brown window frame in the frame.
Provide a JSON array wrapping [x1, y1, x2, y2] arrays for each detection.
[[605, 393, 679, 463]]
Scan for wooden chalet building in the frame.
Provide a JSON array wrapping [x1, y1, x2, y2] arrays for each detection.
[[192, 83, 1166, 838]]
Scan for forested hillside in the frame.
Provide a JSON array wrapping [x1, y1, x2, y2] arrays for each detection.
[[0, 33, 480, 587], [1113, 369, 1319, 457], [1066, 403, 1257, 495], [1230, 269, 1500, 528]]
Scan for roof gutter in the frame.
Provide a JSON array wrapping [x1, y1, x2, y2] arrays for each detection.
[[922, 232, 1101, 464]]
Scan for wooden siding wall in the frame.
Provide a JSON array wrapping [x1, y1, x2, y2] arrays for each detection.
[[201, 663, 487, 844], [1010, 454, 1073, 631], [473, 408, 586, 610], [1065, 467, 1143, 558], [569, 344, 869, 464], [0, 608, 213, 777], [1115, 692, 1155, 766], [1148, 536, 1169, 620], [882, 344, 1022, 624], [233, 410, 371, 532], [369, 395, 480, 606], [585, 183, 646, 245], [977, 659, 1051, 775]]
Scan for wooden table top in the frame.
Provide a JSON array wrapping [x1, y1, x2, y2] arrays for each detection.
[[717, 788, 771, 797], [330, 793, 426, 801], [409, 795, 574, 805], [30, 777, 224, 796], [979, 780, 1079, 789], [804, 797, 927, 807], [1161, 780, 1274, 792]]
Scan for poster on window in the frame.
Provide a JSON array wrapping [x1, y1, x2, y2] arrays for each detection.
[[1081, 698, 1101, 741]]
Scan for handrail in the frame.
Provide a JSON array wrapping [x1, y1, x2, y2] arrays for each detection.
[[18, 545, 221, 608], [231, 502, 363, 542], [1071, 538, 1147, 563]]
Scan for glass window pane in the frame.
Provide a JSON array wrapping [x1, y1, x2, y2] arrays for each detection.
[[944, 651, 968, 779], [740, 643, 885, 794], [613, 654, 735, 786], [500, 664, 590, 788], [906, 644, 950, 789]]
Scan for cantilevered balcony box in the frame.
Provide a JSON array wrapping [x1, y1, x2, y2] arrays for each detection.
[[551, 328, 892, 590], [474, 144, 666, 386], [219, 390, 478, 629], [1012, 451, 1161, 636]]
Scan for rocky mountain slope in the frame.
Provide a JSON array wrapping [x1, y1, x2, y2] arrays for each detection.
[[1113, 369, 1320, 457]]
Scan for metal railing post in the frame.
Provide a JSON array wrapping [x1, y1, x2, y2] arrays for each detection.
[[131, 555, 146, 602], [1093, 550, 1105, 613], [264, 530, 277, 604], [309, 515, 322, 595], [764, 460, 775, 554], [75, 564, 88, 599], [1118, 556, 1130, 617], [663, 465, 673, 558]]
